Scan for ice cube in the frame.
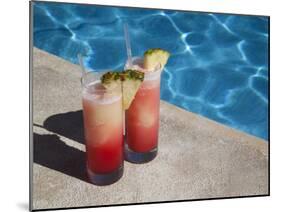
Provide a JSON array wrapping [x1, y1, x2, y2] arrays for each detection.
[[137, 108, 156, 128]]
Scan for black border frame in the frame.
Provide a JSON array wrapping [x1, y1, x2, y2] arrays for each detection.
[[29, 0, 270, 211]]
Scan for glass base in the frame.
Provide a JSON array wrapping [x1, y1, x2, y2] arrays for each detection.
[[125, 143, 157, 164], [87, 164, 123, 186]]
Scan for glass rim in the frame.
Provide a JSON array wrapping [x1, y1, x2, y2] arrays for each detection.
[[81, 71, 120, 94], [125, 57, 163, 80]]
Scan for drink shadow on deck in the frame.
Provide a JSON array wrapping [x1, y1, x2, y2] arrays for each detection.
[[33, 133, 88, 182], [43, 110, 85, 144], [33, 110, 90, 183]]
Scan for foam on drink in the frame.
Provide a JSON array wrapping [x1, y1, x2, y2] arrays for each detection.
[[82, 81, 122, 105]]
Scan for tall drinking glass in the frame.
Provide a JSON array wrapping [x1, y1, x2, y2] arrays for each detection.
[[124, 57, 161, 163], [81, 71, 124, 185]]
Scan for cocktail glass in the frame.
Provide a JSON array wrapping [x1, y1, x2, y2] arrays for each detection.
[[81, 71, 124, 185], [124, 57, 162, 163]]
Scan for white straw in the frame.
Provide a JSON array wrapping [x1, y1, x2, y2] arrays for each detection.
[[77, 53, 87, 76], [123, 23, 132, 67]]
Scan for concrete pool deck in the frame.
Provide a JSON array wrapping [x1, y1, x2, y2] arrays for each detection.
[[32, 47, 268, 210]]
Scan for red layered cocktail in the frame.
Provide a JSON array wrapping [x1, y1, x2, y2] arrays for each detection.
[[126, 76, 160, 152], [124, 49, 169, 163], [82, 72, 123, 185]]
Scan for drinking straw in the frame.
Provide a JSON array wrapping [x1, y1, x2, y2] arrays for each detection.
[[123, 23, 133, 136], [77, 53, 87, 76], [123, 23, 133, 67]]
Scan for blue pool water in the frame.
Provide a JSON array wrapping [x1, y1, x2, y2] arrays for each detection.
[[33, 2, 269, 140]]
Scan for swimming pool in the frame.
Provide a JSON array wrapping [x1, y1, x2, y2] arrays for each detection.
[[33, 2, 269, 140]]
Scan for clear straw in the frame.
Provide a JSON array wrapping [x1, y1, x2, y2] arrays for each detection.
[[123, 23, 132, 67], [77, 53, 87, 76]]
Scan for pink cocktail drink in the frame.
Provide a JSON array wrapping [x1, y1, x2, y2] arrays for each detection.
[[82, 72, 123, 185], [126, 78, 160, 152], [125, 57, 161, 163]]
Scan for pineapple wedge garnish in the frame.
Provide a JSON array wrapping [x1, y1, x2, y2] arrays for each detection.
[[101, 70, 144, 110], [143, 48, 170, 71]]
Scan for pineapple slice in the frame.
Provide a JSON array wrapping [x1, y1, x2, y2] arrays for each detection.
[[101, 70, 144, 110], [143, 48, 170, 71], [100, 72, 122, 90], [121, 70, 144, 110]]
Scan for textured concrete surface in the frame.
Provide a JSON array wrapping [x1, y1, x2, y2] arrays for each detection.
[[32, 48, 268, 210]]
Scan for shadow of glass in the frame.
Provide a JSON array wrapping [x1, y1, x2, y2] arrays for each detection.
[[43, 110, 85, 144], [33, 133, 88, 183]]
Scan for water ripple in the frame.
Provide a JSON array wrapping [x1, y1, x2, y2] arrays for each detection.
[[237, 40, 247, 61]]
